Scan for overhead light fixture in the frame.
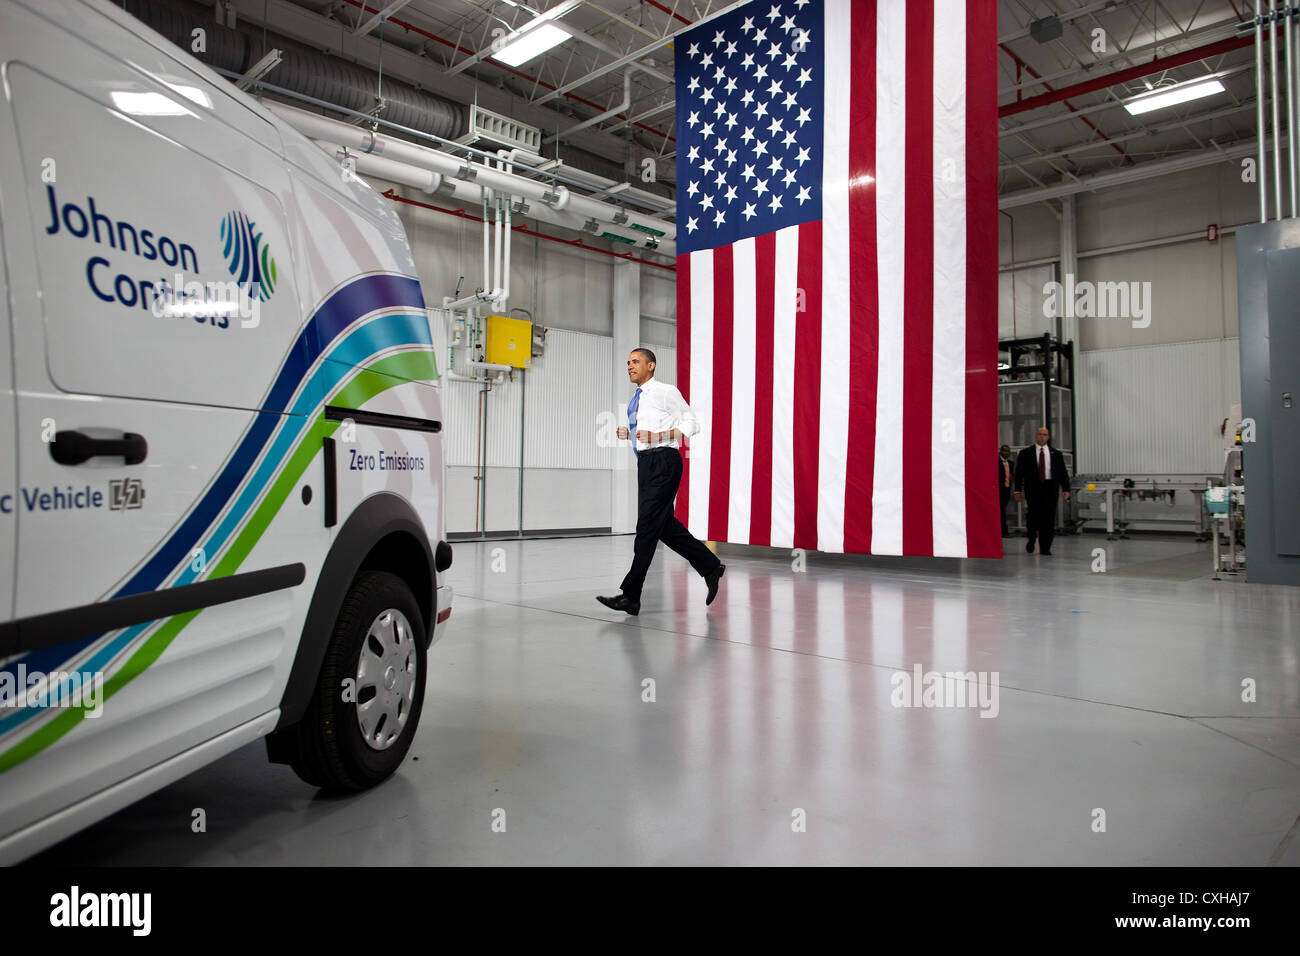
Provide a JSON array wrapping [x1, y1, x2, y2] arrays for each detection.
[[493, 21, 569, 67], [1123, 79, 1225, 116]]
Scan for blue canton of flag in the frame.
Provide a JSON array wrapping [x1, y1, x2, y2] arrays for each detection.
[[674, 0, 824, 255]]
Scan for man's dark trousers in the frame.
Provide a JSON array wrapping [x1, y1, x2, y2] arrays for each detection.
[[1025, 487, 1059, 553], [620, 447, 720, 601]]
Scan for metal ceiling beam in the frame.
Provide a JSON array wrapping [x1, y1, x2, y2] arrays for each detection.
[[531, 0, 752, 105], [997, 0, 1122, 45], [1000, 33, 1255, 117], [999, 135, 1265, 208], [354, 0, 413, 37]]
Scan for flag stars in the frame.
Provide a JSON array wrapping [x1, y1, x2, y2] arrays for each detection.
[[713, 29, 725, 45], [715, 170, 727, 188], [754, 100, 769, 118], [724, 184, 737, 203], [783, 52, 799, 70], [795, 146, 811, 165], [741, 126, 755, 144], [741, 52, 755, 69], [686, 216, 699, 233], [796, 107, 812, 126], [714, 209, 726, 226], [725, 150, 738, 165], [741, 163, 756, 181], [700, 121, 715, 139], [687, 76, 700, 92], [700, 52, 713, 68], [767, 79, 784, 98], [767, 41, 782, 59], [753, 138, 769, 156], [700, 156, 715, 174], [700, 87, 714, 104], [753, 27, 767, 43], [724, 41, 737, 57], [796, 185, 811, 204], [687, 111, 700, 127], [781, 15, 796, 32], [797, 68, 812, 87], [724, 112, 738, 130], [740, 89, 755, 106], [767, 4, 782, 21], [794, 29, 811, 49], [741, 16, 754, 33], [742, 202, 757, 220], [724, 75, 738, 93], [767, 117, 784, 135], [782, 168, 797, 186], [688, 42, 700, 58], [783, 91, 799, 109], [714, 65, 727, 82], [713, 101, 727, 118], [768, 156, 784, 174], [768, 193, 783, 212], [754, 178, 770, 196], [687, 180, 700, 197], [782, 129, 797, 147], [754, 63, 769, 81], [713, 136, 729, 153], [687, 145, 700, 162], [700, 193, 714, 210]]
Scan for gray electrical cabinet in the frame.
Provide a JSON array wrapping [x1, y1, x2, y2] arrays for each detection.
[[1236, 219, 1300, 586]]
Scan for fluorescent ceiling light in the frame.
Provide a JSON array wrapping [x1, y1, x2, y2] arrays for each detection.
[[110, 91, 193, 116], [1124, 79, 1225, 116], [493, 22, 569, 67]]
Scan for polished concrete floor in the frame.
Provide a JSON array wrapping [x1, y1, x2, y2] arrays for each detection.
[[31, 532, 1300, 866]]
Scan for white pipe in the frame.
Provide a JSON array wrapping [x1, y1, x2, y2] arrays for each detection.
[[268, 102, 674, 242], [1291, 4, 1299, 218], [481, 188, 491, 299], [493, 193, 503, 311], [546, 68, 634, 145], [1258, 1, 1268, 223], [1270, 0, 1284, 220]]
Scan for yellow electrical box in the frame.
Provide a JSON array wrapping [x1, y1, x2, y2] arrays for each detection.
[[485, 314, 532, 369]]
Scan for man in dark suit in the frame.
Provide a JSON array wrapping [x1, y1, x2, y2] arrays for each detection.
[[998, 444, 1015, 537], [1014, 426, 1071, 555]]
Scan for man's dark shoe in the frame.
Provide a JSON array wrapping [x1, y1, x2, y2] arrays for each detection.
[[597, 593, 640, 616], [1026, 542, 1034, 553], [1041, 550, 1052, 556], [704, 564, 726, 606]]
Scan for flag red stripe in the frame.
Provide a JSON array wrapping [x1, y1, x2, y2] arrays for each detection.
[[901, 3, 935, 555], [965, 1, 1001, 558], [793, 219, 822, 548], [843, 0, 879, 554], [750, 232, 777, 546], [708, 244, 735, 542], [675, 253, 692, 528]]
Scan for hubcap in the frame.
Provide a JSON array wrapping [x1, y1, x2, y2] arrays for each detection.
[[354, 608, 417, 751]]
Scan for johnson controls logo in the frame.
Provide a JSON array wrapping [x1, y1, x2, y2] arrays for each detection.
[[219, 211, 277, 302]]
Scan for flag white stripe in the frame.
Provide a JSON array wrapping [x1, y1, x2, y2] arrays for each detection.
[[871, 0, 908, 556], [688, 249, 714, 541], [729, 237, 757, 544], [817, 0, 852, 554], [770, 224, 799, 549], [931, 0, 968, 557]]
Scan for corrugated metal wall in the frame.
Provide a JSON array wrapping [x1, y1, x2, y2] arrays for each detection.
[[1077, 338, 1241, 474], [524, 330, 615, 470]]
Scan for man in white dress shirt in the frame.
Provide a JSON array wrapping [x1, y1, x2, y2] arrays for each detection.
[[597, 348, 725, 616]]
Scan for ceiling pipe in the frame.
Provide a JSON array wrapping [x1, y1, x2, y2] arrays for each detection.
[[270, 101, 675, 246], [545, 67, 643, 145], [999, 34, 1255, 118]]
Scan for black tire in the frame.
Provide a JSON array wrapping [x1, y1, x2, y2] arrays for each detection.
[[285, 571, 427, 792]]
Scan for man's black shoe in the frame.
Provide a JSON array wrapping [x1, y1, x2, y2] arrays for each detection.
[[597, 593, 640, 616], [1026, 542, 1034, 553], [704, 564, 726, 606], [1041, 550, 1052, 556]]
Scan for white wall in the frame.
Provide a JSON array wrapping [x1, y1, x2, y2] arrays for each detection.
[[377, 177, 679, 533], [999, 163, 1251, 476]]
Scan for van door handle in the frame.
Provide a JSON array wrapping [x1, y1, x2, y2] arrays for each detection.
[[50, 430, 148, 466]]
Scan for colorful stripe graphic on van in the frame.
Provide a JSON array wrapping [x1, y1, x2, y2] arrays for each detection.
[[0, 273, 437, 768], [220, 211, 278, 301]]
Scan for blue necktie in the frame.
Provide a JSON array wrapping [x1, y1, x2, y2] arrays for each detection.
[[628, 388, 641, 458]]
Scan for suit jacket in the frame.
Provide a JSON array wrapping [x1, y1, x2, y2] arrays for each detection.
[[998, 456, 1015, 495], [1014, 444, 1070, 496]]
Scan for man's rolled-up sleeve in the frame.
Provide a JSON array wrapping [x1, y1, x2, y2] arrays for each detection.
[[666, 385, 701, 438]]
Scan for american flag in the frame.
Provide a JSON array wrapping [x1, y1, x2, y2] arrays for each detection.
[[673, 0, 1000, 558]]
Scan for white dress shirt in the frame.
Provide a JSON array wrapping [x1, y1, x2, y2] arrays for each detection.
[[628, 376, 700, 452]]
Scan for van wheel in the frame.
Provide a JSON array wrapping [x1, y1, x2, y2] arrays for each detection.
[[287, 571, 427, 792]]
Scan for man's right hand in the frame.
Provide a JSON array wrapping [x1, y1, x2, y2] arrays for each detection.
[[617, 425, 630, 440]]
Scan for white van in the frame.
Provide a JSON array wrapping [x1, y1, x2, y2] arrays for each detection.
[[0, 0, 452, 861]]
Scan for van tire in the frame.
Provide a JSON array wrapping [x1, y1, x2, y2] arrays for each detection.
[[285, 571, 427, 792]]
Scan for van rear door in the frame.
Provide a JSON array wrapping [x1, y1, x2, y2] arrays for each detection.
[[0, 221, 14, 639]]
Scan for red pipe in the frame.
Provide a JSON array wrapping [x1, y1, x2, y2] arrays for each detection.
[[644, 0, 693, 26], [383, 190, 676, 272], [338, 0, 675, 142], [1000, 43, 1134, 165], [1000, 34, 1254, 118]]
